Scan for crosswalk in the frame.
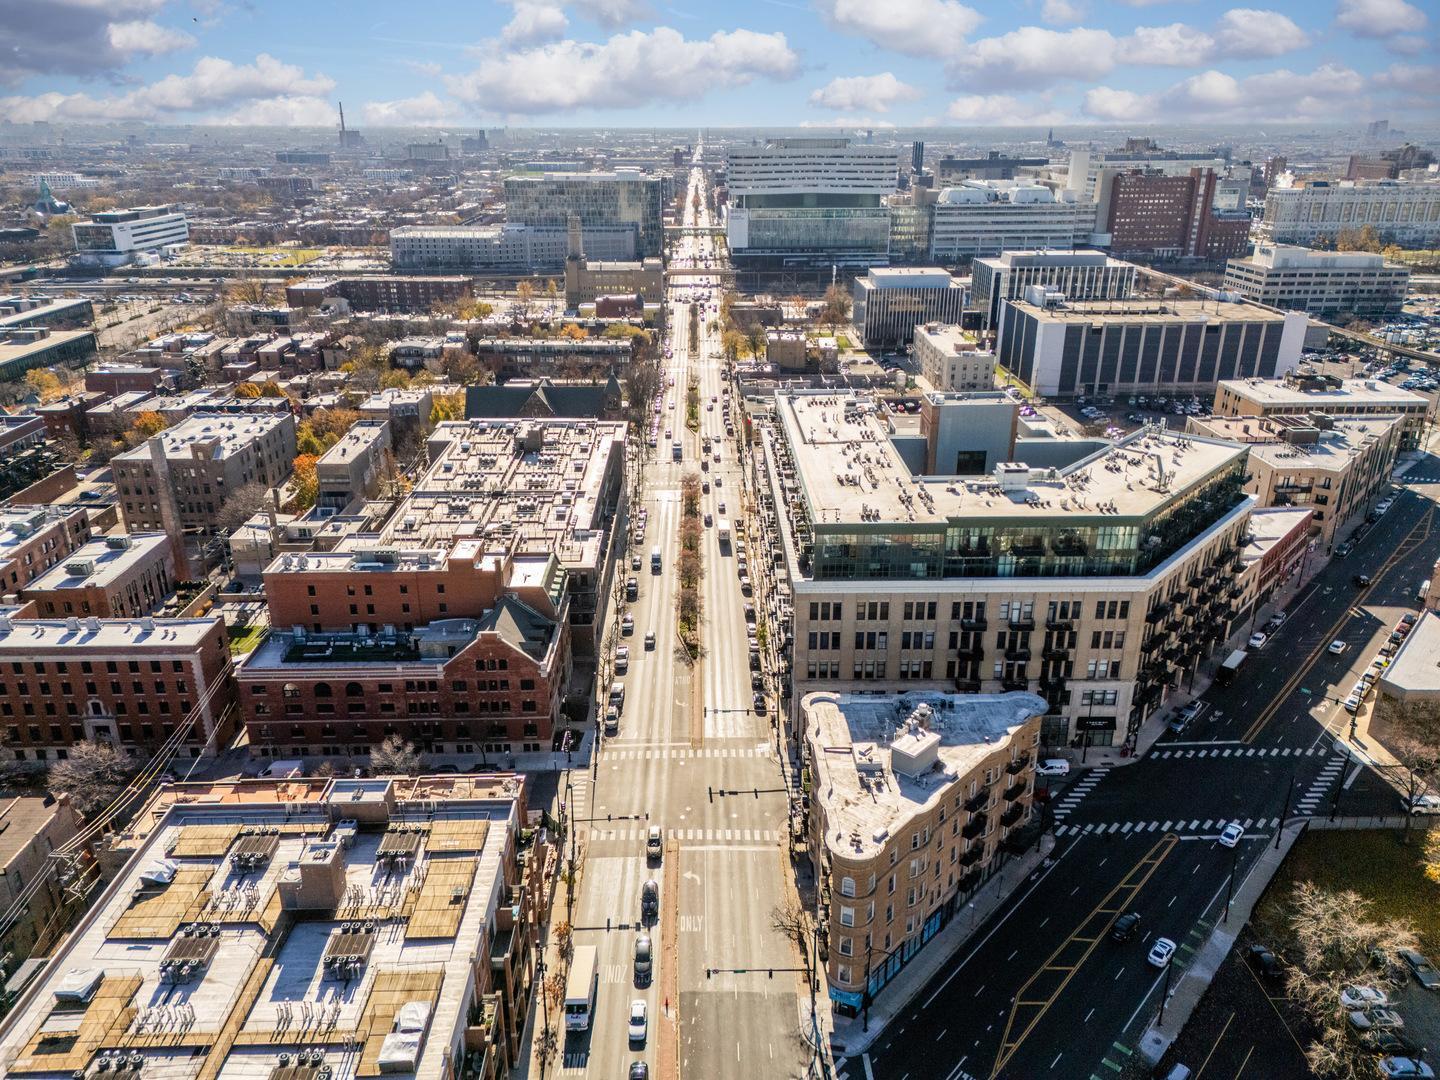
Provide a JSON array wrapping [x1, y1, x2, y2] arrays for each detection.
[[1296, 754, 1348, 815], [1150, 745, 1328, 760], [1054, 817, 1282, 838], [602, 743, 772, 761], [1052, 767, 1109, 822], [586, 825, 780, 845]]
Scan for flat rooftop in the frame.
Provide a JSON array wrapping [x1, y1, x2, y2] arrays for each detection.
[[1011, 299, 1289, 326], [774, 390, 1247, 527], [114, 411, 289, 463], [0, 776, 523, 1080], [975, 250, 1132, 270], [1380, 610, 1440, 702], [1192, 414, 1399, 470], [914, 324, 989, 354], [0, 507, 80, 566], [1218, 376, 1428, 408], [0, 329, 94, 361], [804, 690, 1045, 861], [318, 420, 389, 467], [25, 533, 170, 593], [0, 615, 217, 651], [0, 297, 91, 328], [862, 268, 957, 290]]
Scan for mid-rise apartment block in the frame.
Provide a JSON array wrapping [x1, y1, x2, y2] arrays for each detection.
[[1065, 143, 1230, 201], [929, 183, 1097, 263], [316, 418, 391, 512], [504, 168, 664, 257], [70, 205, 188, 266], [1259, 179, 1440, 249], [0, 794, 84, 963], [0, 772, 541, 1080], [0, 505, 91, 593], [563, 255, 664, 307], [1222, 244, 1410, 318], [112, 412, 298, 534], [1213, 371, 1431, 450], [995, 297, 1306, 399], [760, 389, 1258, 750], [1189, 413, 1403, 551], [286, 275, 473, 314], [852, 268, 966, 349], [0, 610, 236, 761], [913, 324, 995, 392], [23, 533, 176, 619], [806, 690, 1044, 1011], [971, 250, 1137, 331]]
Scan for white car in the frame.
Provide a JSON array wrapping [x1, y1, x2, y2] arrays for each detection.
[[1328, 640, 1348, 655], [1217, 822, 1244, 848], [1035, 759, 1071, 777], [1248, 632, 1268, 649], [1381, 1057, 1435, 1078], [628, 999, 648, 1043], [1147, 937, 1176, 968], [1349, 1007, 1404, 1031], [1406, 793, 1440, 815], [1340, 985, 1390, 1010], [621, 614, 634, 634]]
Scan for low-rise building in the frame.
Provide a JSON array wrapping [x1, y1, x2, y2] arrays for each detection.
[[1378, 609, 1440, 708], [0, 296, 93, 331], [1213, 371, 1431, 451], [286, 275, 473, 313], [0, 505, 92, 593], [463, 377, 622, 421], [0, 327, 96, 383], [0, 794, 84, 964], [84, 363, 168, 396], [0, 613, 236, 761], [23, 533, 176, 619], [805, 690, 1045, 1011], [0, 773, 541, 1080], [1188, 412, 1403, 551], [564, 255, 664, 306], [1222, 244, 1410, 318], [852, 268, 966, 350], [315, 418, 391, 512], [913, 324, 995, 392], [35, 389, 109, 442]]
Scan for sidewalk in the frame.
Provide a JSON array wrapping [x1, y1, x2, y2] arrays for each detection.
[[1137, 821, 1303, 1065], [807, 833, 1057, 1061]]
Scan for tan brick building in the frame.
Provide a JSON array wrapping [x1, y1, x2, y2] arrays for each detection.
[[23, 533, 175, 618], [0, 506, 91, 594], [1213, 372, 1430, 451]]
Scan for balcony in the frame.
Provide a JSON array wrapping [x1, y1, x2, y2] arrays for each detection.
[[956, 646, 983, 661], [962, 812, 989, 839], [1042, 646, 1070, 662], [954, 678, 981, 694], [1045, 617, 1073, 632], [1006, 753, 1031, 775], [1001, 677, 1030, 692], [1003, 782, 1027, 802], [1145, 607, 1166, 625], [1040, 675, 1067, 693], [1001, 804, 1026, 828], [1004, 647, 1032, 662], [961, 617, 988, 632], [1008, 615, 1036, 632], [960, 846, 984, 867], [963, 790, 988, 814]]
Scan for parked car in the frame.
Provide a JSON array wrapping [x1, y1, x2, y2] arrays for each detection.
[[1350, 1007, 1405, 1032], [1405, 794, 1440, 815], [1248, 632, 1269, 649], [1340, 985, 1390, 1010], [1378, 1057, 1434, 1079], [622, 613, 634, 634], [1148, 937, 1177, 968], [1398, 948, 1440, 990], [1247, 944, 1280, 976], [628, 999, 648, 1044], [1036, 759, 1071, 777]]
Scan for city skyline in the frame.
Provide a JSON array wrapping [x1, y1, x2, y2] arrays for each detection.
[[1, 0, 1433, 130]]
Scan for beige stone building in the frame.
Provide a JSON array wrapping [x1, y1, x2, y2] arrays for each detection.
[[804, 690, 1044, 1011], [563, 255, 663, 306], [1187, 412, 1403, 552], [913, 324, 996, 393], [1213, 372, 1430, 451]]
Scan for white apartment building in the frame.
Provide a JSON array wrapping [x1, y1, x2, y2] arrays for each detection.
[[929, 183, 1098, 263], [33, 173, 100, 190], [1259, 179, 1440, 249], [913, 324, 996, 392], [71, 205, 188, 266], [1223, 244, 1411, 317], [970, 250, 1138, 330], [725, 138, 898, 266]]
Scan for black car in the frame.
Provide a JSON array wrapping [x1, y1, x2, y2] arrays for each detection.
[[1365, 1029, 1418, 1057], [630, 1064, 650, 1080], [1111, 911, 1142, 942], [1354, 574, 1372, 587], [641, 878, 659, 920], [753, 692, 768, 714], [1247, 943, 1280, 976]]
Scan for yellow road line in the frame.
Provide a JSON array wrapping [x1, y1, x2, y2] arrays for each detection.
[[1242, 504, 1434, 743], [990, 833, 1178, 1078], [1194, 1011, 1234, 1079], [1231, 1044, 1255, 1079]]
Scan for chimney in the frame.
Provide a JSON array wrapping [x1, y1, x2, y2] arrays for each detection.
[[147, 436, 194, 581]]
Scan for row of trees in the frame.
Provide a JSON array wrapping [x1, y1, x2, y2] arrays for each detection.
[[676, 472, 704, 653]]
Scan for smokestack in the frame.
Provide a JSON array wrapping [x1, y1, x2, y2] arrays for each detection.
[[147, 436, 194, 582]]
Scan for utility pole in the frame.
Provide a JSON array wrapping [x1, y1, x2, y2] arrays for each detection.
[[1276, 774, 1296, 849], [1156, 955, 1176, 1026]]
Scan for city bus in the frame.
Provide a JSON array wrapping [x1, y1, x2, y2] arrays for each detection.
[[564, 945, 599, 1032]]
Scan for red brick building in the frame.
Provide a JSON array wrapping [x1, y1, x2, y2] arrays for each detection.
[[0, 613, 236, 762], [0, 506, 92, 594], [1103, 167, 1251, 261]]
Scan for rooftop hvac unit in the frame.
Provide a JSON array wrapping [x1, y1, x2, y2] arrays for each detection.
[[65, 559, 96, 577]]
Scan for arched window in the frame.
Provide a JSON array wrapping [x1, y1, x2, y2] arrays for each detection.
[[345, 682, 364, 697], [314, 683, 332, 698]]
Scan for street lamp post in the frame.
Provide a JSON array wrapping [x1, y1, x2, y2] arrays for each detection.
[[1156, 955, 1176, 1027], [1223, 839, 1240, 922], [1276, 774, 1296, 850]]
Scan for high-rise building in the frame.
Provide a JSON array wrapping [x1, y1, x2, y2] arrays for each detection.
[[503, 169, 664, 258], [970, 250, 1137, 330], [1098, 168, 1251, 260], [935, 151, 1048, 184], [910, 140, 925, 174], [1222, 244, 1410, 318], [994, 297, 1306, 398], [1259, 179, 1440, 249], [851, 268, 966, 349], [1066, 144, 1229, 201], [724, 138, 898, 270], [928, 182, 1098, 262]]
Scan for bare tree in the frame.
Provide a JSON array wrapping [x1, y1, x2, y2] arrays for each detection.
[[48, 740, 134, 818], [216, 481, 270, 534], [1281, 882, 1419, 1079], [770, 899, 812, 966], [370, 735, 421, 776]]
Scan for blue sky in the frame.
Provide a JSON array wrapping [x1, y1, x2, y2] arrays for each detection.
[[0, 0, 1432, 128]]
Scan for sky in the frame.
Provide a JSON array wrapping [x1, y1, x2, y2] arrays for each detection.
[[0, 0, 1433, 130]]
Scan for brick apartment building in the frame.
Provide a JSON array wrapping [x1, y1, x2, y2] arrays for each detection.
[[0, 612, 236, 762], [0, 506, 92, 593], [1101, 167, 1252, 260], [22, 532, 175, 618]]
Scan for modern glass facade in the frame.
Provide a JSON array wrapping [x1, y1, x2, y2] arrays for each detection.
[[733, 206, 890, 257], [808, 459, 1249, 581], [502, 172, 664, 257]]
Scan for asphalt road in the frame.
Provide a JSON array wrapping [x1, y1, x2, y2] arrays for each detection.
[[870, 463, 1440, 1080], [558, 161, 809, 1080]]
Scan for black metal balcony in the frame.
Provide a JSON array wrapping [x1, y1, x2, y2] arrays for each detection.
[[960, 846, 984, 867], [1008, 616, 1036, 631], [1042, 646, 1070, 662], [1005, 647, 1032, 662], [1001, 677, 1030, 692], [956, 646, 984, 661], [1040, 675, 1068, 692], [1045, 617, 1073, 632], [1145, 607, 1167, 625], [1001, 804, 1026, 827], [1003, 782, 1027, 802], [962, 813, 987, 839], [954, 678, 981, 694], [963, 790, 988, 813], [1006, 752, 1031, 775], [961, 617, 988, 631]]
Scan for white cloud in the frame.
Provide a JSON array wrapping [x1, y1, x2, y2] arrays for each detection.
[[1335, 0, 1427, 37], [568, 0, 650, 27], [808, 73, 922, 112], [211, 95, 336, 126], [1157, 63, 1367, 119], [445, 27, 798, 114], [1213, 8, 1310, 57], [0, 53, 335, 123], [1082, 86, 1152, 120], [948, 26, 1117, 87], [1372, 61, 1437, 87], [798, 117, 897, 129], [0, 0, 179, 86], [945, 93, 1066, 125], [106, 19, 196, 56], [815, 0, 984, 60], [501, 2, 569, 45], [1041, 0, 1085, 26], [360, 91, 458, 126], [1383, 34, 1427, 53], [1121, 23, 1215, 66]]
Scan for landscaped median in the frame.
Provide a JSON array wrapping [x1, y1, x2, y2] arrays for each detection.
[[676, 472, 704, 655]]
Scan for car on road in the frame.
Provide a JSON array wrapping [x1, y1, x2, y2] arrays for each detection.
[[641, 878, 659, 920], [1398, 948, 1440, 990], [634, 935, 653, 982], [1329, 640, 1349, 654], [1248, 632, 1268, 649], [646, 826, 663, 861], [629, 1063, 650, 1080], [605, 706, 619, 735], [1341, 985, 1391, 1010], [615, 645, 629, 672], [1336, 541, 1355, 558], [1035, 759, 1071, 777], [1379, 1057, 1434, 1079], [1349, 1007, 1405, 1032], [644, 631, 656, 650], [628, 999, 648, 1044], [626, 576, 638, 601], [622, 613, 634, 635], [753, 692, 767, 714], [1366, 1030, 1418, 1057], [1354, 573, 1372, 586], [1405, 793, 1440, 815], [1111, 911, 1142, 942], [1218, 822, 1244, 848], [631, 554, 642, 571], [704, 512, 713, 527], [1148, 937, 1176, 967]]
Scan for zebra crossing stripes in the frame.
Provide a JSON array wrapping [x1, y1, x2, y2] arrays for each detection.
[[603, 744, 771, 761], [1151, 745, 1324, 760], [1054, 817, 1283, 837], [1295, 754, 1348, 814], [586, 825, 780, 844], [1052, 767, 1110, 821]]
